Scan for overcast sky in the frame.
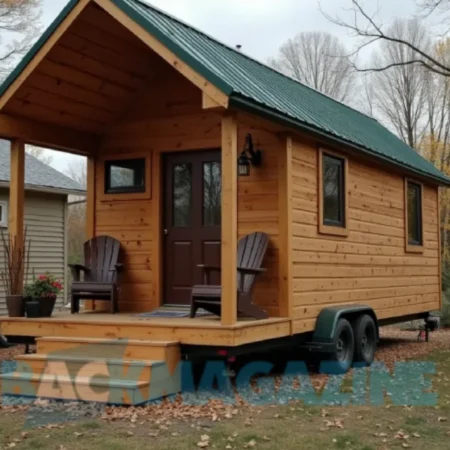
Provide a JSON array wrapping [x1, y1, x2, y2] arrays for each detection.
[[36, 0, 419, 175]]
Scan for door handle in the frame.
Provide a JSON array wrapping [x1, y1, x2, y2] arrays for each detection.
[[163, 229, 168, 236]]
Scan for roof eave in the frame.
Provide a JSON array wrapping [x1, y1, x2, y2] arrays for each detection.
[[0, 181, 86, 196], [230, 95, 450, 188]]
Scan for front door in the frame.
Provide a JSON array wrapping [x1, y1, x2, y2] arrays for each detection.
[[163, 150, 221, 305]]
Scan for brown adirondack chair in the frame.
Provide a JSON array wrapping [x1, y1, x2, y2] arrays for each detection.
[[190, 232, 269, 320], [69, 236, 123, 314]]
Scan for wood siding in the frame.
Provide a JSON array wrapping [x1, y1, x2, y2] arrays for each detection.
[[291, 138, 440, 334], [0, 189, 67, 315], [237, 119, 282, 317]]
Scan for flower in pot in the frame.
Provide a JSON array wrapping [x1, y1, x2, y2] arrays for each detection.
[[0, 230, 30, 317], [24, 273, 63, 318]]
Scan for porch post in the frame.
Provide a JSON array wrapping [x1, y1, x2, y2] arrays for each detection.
[[84, 154, 96, 311], [221, 114, 238, 326], [85, 155, 96, 239], [9, 139, 25, 287]]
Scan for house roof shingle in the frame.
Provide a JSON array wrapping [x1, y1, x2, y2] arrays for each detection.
[[0, 0, 448, 185], [0, 140, 85, 194]]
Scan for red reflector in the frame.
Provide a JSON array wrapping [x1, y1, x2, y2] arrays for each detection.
[[217, 349, 228, 356], [228, 356, 236, 363]]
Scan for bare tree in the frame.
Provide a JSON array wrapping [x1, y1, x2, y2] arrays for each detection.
[[368, 20, 430, 148], [65, 158, 87, 189], [320, 0, 450, 77], [26, 145, 53, 165], [0, 0, 42, 79], [359, 73, 376, 117], [65, 159, 87, 268], [268, 31, 355, 102]]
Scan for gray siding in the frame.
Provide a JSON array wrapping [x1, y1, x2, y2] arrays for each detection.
[[0, 189, 67, 315]]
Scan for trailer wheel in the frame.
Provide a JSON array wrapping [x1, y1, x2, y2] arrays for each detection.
[[353, 314, 377, 365], [327, 318, 354, 374]]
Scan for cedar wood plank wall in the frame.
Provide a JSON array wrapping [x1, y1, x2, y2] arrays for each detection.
[[94, 63, 282, 314], [291, 137, 440, 334]]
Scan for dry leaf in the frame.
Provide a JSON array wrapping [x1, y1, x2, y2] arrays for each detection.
[[74, 432, 83, 438], [438, 417, 448, 422], [200, 434, 210, 442], [244, 439, 257, 448], [197, 442, 209, 448], [413, 432, 421, 438]]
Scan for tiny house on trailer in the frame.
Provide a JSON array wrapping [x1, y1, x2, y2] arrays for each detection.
[[0, 0, 448, 404]]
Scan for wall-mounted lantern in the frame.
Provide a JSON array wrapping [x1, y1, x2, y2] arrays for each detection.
[[237, 133, 262, 177]]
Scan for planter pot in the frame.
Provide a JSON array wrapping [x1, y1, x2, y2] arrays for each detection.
[[5, 295, 24, 317], [25, 300, 40, 318], [36, 296, 57, 317]]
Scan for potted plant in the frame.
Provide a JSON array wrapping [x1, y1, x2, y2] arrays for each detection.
[[0, 230, 30, 317], [24, 273, 63, 317]]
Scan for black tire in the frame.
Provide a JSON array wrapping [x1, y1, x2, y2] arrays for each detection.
[[353, 314, 377, 365], [321, 318, 354, 374]]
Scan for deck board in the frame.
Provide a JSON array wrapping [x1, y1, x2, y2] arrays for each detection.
[[0, 311, 292, 346]]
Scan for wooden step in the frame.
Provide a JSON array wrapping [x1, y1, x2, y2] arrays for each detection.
[[36, 337, 180, 370], [0, 362, 181, 405], [0, 372, 147, 405], [1, 337, 182, 405], [15, 354, 166, 382]]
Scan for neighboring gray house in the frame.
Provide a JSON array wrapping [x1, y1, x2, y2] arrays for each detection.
[[0, 140, 85, 315]]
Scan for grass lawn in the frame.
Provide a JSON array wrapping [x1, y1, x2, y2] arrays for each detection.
[[1, 330, 450, 449]]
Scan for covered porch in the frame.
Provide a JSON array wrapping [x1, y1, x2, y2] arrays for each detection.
[[0, 0, 292, 332]]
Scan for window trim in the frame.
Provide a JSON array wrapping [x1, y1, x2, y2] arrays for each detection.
[[405, 178, 424, 253], [318, 148, 349, 237], [0, 200, 7, 228], [99, 152, 151, 202]]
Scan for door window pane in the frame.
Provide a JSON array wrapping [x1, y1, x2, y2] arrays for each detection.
[[323, 154, 345, 227], [173, 164, 192, 227], [203, 162, 221, 226], [407, 181, 422, 245]]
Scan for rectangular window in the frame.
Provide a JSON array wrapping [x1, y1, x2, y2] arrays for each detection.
[[323, 154, 345, 227], [0, 201, 7, 228], [319, 149, 348, 236], [104, 158, 146, 194], [406, 180, 423, 250]]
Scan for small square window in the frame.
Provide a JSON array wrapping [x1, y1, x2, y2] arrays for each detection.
[[407, 181, 423, 246], [0, 201, 7, 228], [104, 158, 146, 194]]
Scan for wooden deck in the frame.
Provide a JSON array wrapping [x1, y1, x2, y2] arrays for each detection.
[[0, 311, 292, 347]]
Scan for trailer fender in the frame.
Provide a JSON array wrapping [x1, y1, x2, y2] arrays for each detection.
[[312, 305, 378, 343]]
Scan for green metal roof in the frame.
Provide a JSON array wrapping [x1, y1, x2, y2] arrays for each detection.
[[1, 0, 449, 186]]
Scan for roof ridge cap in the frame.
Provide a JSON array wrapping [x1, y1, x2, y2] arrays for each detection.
[[132, 0, 377, 121]]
